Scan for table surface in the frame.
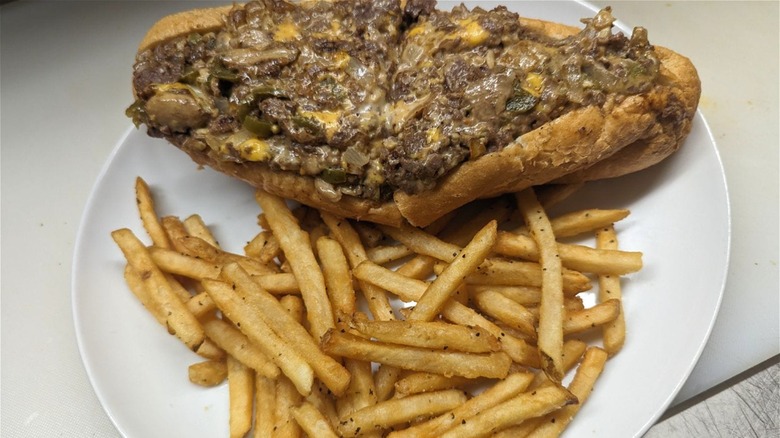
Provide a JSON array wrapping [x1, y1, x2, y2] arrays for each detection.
[[1, 1, 777, 437]]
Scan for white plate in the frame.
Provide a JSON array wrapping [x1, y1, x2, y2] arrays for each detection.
[[72, 2, 730, 437]]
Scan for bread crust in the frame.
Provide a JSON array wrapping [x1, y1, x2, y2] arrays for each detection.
[[135, 4, 701, 227]]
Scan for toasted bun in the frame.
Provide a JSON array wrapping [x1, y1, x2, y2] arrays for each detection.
[[136, 4, 700, 227]]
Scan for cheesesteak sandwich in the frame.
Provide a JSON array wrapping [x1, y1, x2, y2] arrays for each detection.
[[127, 0, 700, 226]]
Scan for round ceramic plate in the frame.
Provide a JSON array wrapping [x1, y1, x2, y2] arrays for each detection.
[[73, 2, 730, 436]]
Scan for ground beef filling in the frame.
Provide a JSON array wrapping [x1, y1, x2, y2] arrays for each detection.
[[128, 0, 660, 201]]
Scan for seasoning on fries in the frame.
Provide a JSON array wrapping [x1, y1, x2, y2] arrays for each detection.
[[111, 177, 643, 437]]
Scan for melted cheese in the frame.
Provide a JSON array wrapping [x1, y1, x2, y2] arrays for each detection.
[[299, 110, 342, 141], [274, 21, 300, 42], [237, 138, 271, 162]]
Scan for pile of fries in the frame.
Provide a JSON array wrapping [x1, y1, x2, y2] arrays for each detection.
[[112, 177, 642, 437]]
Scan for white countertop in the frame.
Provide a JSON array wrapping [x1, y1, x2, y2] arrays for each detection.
[[1, 1, 777, 436]]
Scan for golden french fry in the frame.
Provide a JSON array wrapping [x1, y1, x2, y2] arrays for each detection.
[[395, 254, 437, 280], [389, 372, 535, 438], [393, 372, 472, 397], [529, 339, 589, 390], [244, 230, 281, 265], [274, 375, 303, 437], [471, 288, 537, 338], [227, 356, 254, 438], [148, 247, 221, 280], [182, 214, 219, 247], [320, 211, 395, 321], [291, 401, 339, 438], [494, 231, 643, 275], [517, 188, 565, 382], [322, 330, 511, 379], [112, 228, 206, 351], [339, 358, 378, 419], [160, 215, 190, 252], [177, 235, 276, 275], [253, 374, 276, 438], [563, 299, 621, 335], [352, 260, 540, 367], [513, 208, 630, 238], [202, 279, 314, 396], [123, 264, 165, 325], [597, 225, 626, 356], [186, 291, 217, 319], [469, 285, 545, 305], [350, 319, 500, 353], [338, 389, 468, 437], [523, 347, 609, 438], [251, 273, 300, 295], [366, 244, 413, 265], [316, 236, 357, 317], [438, 385, 577, 438], [202, 318, 279, 378], [221, 263, 350, 396], [440, 259, 591, 294], [134, 177, 170, 248], [409, 220, 497, 321], [372, 363, 402, 402], [377, 221, 461, 263], [188, 359, 227, 387], [305, 381, 340, 431], [255, 190, 334, 338]]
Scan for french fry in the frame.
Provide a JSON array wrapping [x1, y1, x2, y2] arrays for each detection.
[[471, 288, 537, 338], [353, 260, 540, 367], [186, 291, 217, 319], [408, 220, 497, 321], [274, 376, 303, 437], [337, 389, 468, 437], [188, 359, 227, 387], [202, 278, 314, 396], [517, 188, 565, 382], [291, 401, 339, 438], [440, 259, 591, 294], [134, 177, 170, 248], [393, 372, 472, 397], [251, 273, 300, 295], [123, 264, 165, 325], [320, 211, 395, 321], [469, 285, 544, 305], [494, 231, 643, 275], [316, 236, 357, 317], [597, 225, 626, 356], [523, 347, 609, 438], [161, 215, 190, 252], [350, 319, 500, 353], [563, 299, 621, 335], [439, 197, 514, 247], [512, 208, 630, 238], [202, 318, 279, 378], [438, 385, 577, 438], [305, 381, 340, 431], [255, 190, 335, 339], [112, 228, 206, 351], [244, 230, 281, 265], [148, 247, 221, 280], [528, 339, 588, 390], [182, 214, 219, 247], [321, 330, 512, 379], [221, 263, 351, 397], [389, 372, 535, 438], [366, 244, 413, 265], [177, 235, 276, 275], [395, 254, 437, 280], [253, 374, 276, 438], [227, 356, 254, 438]]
